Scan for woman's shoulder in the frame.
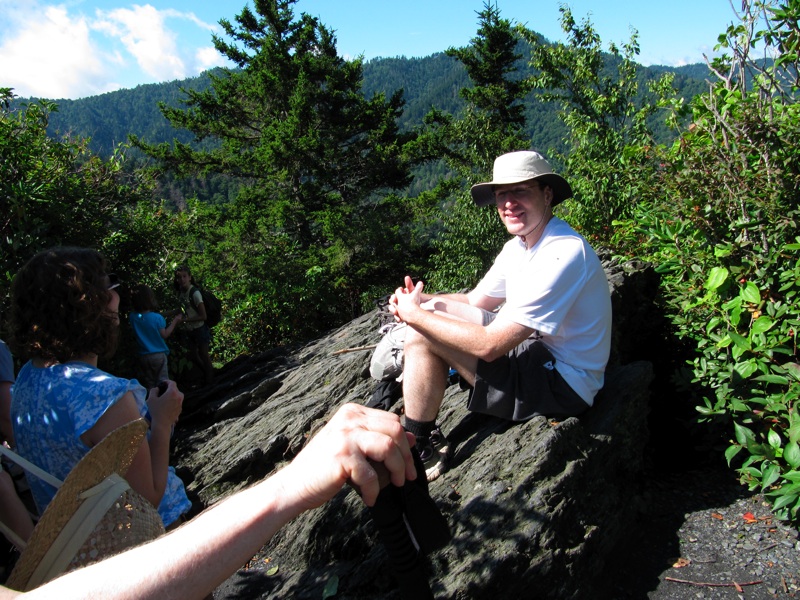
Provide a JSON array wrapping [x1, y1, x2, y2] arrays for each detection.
[[136, 310, 164, 324], [25, 362, 132, 392], [14, 363, 144, 428]]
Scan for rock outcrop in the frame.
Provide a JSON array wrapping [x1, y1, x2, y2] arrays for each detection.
[[173, 257, 658, 599]]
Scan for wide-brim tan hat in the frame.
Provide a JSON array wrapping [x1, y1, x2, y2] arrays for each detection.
[[470, 150, 573, 207], [7, 419, 165, 591]]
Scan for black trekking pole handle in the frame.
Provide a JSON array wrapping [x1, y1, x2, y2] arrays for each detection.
[[369, 482, 435, 600], [351, 451, 449, 600]]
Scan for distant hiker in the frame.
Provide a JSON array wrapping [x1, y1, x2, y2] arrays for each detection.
[[389, 151, 612, 481], [129, 284, 183, 389], [8, 247, 191, 528], [172, 264, 214, 385]]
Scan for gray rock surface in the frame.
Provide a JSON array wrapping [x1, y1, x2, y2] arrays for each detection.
[[172, 258, 657, 599]]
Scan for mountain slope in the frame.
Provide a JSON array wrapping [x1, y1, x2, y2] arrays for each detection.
[[13, 52, 709, 160]]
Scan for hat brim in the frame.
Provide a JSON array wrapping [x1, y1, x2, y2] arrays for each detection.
[[471, 174, 573, 207], [7, 419, 164, 591]]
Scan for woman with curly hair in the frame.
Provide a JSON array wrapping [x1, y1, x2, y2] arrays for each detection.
[[8, 247, 191, 528]]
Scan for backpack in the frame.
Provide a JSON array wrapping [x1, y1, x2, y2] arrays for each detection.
[[189, 285, 222, 328], [369, 322, 406, 382]]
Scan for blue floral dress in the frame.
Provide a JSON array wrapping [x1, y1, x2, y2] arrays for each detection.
[[10, 361, 190, 526]]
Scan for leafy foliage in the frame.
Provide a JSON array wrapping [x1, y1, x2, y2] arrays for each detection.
[[0, 88, 160, 313], [623, 0, 800, 521], [512, 0, 800, 522], [131, 0, 425, 353], [521, 7, 673, 241]]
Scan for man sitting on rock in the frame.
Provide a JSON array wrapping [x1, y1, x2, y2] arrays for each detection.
[[389, 150, 612, 482]]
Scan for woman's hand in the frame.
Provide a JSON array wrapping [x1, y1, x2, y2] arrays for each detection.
[[146, 380, 183, 432]]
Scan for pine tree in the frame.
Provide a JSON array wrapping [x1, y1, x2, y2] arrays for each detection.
[[420, 1, 533, 290], [131, 0, 420, 346], [132, 0, 414, 250]]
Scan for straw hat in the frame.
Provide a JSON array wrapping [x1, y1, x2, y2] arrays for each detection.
[[6, 419, 165, 591], [470, 151, 573, 207]]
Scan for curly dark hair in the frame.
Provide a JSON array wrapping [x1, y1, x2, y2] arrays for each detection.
[[9, 247, 119, 363]]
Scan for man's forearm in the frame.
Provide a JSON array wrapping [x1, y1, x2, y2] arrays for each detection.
[[420, 291, 470, 304], [403, 304, 497, 361], [403, 300, 529, 363], [9, 404, 416, 600]]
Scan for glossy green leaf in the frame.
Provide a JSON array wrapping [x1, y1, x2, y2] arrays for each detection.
[[750, 316, 774, 334], [734, 422, 755, 446], [725, 444, 742, 465], [741, 281, 761, 304], [771, 493, 799, 510], [768, 428, 783, 449], [786, 363, 800, 382], [733, 360, 758, 379], [705, 266, 729, 291], [755, 374, 789, 385], [785, 442, 800, 469], [762, 463, 781, 490], [783, 471, 800, 483], [728, 331, 751, 350]]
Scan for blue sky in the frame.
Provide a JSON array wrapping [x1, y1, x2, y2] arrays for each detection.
[[0, 0, 739, 100]]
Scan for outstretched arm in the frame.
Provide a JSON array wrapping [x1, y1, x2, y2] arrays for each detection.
[[160, 313, 182, 339], [390, 277, 531, 362], [6, 404, 415, 600]]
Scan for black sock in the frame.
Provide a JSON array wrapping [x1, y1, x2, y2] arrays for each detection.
[[403, 416, 436, 439]]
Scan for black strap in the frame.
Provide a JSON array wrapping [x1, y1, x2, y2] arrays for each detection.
[[367, 446, 451, 599]]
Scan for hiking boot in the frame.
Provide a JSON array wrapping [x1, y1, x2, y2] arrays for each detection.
[[416, 427, 450, 482]]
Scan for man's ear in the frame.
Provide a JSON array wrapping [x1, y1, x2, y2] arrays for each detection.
[[544, 186, 554, 207]]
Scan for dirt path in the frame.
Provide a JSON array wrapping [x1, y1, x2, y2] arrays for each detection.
[[609, 467, 800, 599]]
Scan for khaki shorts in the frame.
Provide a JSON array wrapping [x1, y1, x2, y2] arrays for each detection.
[[467, 338, 589, 421]]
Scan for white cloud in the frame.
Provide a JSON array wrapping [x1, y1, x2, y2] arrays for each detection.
[[94, 5, 186, 82], [0, 4, 114, 98], [196, 45, 227, 72], [0, 2, 230, 99], [92, 5, 230, 84], [168, 9, 219, 34]]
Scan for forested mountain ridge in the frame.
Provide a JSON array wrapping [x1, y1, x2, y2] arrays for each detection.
[[12, 49, 710, 160]]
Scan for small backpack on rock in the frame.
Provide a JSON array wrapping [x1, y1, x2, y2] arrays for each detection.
[[369, 322, 406, 382]]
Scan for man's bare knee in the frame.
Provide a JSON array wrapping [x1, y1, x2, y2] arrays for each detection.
[[404, 324, 445, 358], [403, 324, 428, 348]]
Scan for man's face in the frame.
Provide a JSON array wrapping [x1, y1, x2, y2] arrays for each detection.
[[175, 270, 191, 291], [494, 181, 551, 242]]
